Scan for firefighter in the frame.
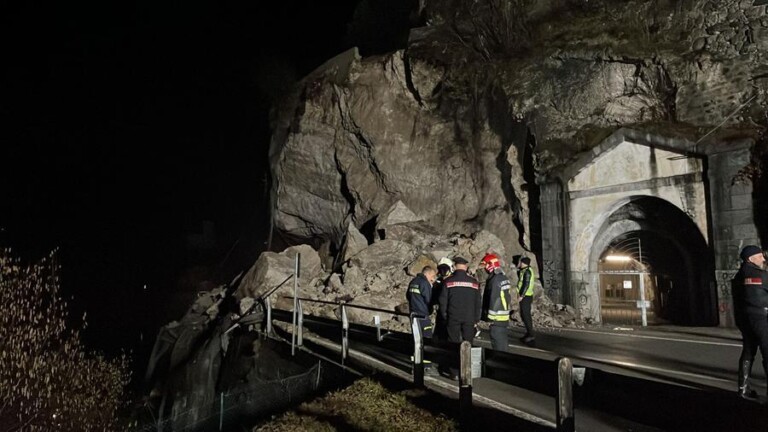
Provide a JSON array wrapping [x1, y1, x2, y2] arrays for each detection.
[[732, 245, 768, 400], [517, 256, 536, 344], [406, 266, 437, 338], [481, 253, 512, 352]]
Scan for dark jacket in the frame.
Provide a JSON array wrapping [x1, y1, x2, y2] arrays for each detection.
[[439, 270, 481, 324], [406, 273, 433, 317], [482, 268, 512, 323], [733, 261, 768, 313]]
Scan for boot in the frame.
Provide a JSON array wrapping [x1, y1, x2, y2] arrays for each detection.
[[738, 359, 759, 401]]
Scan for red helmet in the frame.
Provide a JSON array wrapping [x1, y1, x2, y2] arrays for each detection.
[[481, 253, 501, 272]]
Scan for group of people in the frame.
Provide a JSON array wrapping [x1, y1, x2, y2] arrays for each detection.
[[403, 244, 768, 399], [406, 253, 536, 378]]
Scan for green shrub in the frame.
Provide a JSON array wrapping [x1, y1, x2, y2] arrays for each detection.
[[0, 248, 130, 431]]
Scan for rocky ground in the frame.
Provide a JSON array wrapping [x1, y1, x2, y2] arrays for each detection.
[[237, 200, 578, 332]]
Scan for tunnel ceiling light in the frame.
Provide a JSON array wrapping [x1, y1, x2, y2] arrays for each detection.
[[605, 255, 632, 262]]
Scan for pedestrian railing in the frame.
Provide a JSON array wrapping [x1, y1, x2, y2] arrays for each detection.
[[260, 252, 577, 431]]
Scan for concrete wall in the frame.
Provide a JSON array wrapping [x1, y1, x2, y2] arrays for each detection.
[[539, 180, 567, 305], [539, 130, 758, 327], [568, 142, 704, 193], [565, 141, 708, 323], [707, 142, 760, 327]]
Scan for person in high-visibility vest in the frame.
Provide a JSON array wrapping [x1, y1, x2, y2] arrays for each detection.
[[517, 256, 535, 344], [481, 253, 512, 352]]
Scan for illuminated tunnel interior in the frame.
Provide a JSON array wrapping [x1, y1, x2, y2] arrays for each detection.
[[595, 197, 716, 326]]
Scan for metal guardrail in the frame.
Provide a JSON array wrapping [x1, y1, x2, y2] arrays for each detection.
[[262, 252, 576, 432], [277, 294, 425, 370]]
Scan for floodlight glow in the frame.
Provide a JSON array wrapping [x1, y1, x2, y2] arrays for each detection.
[[605, 255, 632, 262]]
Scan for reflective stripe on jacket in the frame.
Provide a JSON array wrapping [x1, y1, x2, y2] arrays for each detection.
[[438, 270, 481, 324], [406, 273, 433, 317], [517, 266, 535, 297], [483, 269, 512, 322]]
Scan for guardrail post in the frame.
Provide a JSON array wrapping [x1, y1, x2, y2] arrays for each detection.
[[265, 296, 273, 336], [219, 392, 224, 431], [374, 315, 383, 341], [341, 303, 349, 364], [459, 341, 473, 421], [291, 253, 301, 356], [297, 298, 304, 346], [410, 314, 424, 387], [556, 357, 575, 432]]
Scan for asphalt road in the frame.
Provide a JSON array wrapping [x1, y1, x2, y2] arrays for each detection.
[[498, 325, 765, 393], [277, 311, 768, 431]]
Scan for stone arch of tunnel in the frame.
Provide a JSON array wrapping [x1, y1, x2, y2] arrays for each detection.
[[588, 196, 717, 326]]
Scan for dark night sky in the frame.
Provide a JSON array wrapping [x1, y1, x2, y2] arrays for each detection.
[[1, 1, 360, 352]]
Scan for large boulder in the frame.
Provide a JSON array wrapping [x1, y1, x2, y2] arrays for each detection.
[[376, 200, 423, 232], [384, 221, 442, 250], [349, 239, 418, 271], [340, 222, 369, 263], [269, 48, 526, 253], [237, 244, 323, 309]]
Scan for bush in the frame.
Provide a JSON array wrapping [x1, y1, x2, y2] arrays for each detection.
[[0, 248, 130, 431]]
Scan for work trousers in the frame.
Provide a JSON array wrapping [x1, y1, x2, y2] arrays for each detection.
[[447, 321, 476, 345], [442, 321, 475, 378], [520, 296, 534, 337], [489, 322, 508, 352], [737, 307, 768, 384], [416, 317, 434, 339]]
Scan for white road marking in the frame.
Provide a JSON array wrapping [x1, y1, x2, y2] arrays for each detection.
[[502, 341, 735, 388], [577, 356, 735, 386], [532, 327, 742, 347]]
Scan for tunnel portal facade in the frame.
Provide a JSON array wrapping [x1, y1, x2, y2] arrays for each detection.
[[539, 129, 758, 327]]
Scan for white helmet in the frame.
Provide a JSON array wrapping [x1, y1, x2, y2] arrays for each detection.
[[438, 257, 454, 269]]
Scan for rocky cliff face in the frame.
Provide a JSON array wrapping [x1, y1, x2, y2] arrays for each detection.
[[259, 0, 768, 326], [270, 0, 768, 253], [268, 49, 531, 254]]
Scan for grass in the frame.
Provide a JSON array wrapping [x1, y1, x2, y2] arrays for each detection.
[[254, 377, 457, 432]]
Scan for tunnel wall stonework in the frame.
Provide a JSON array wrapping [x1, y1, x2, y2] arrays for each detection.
[[706, 140, 760, 327], [539, 180, 567, 305], [539, 129, 758, 327]]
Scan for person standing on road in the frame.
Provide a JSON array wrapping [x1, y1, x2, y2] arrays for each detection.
[[406, 266, 437, 338], [732, 245, 768, 400], [431, 257, 453, 343], [517, 256, 536, 344], [438, 256, 481, 380], [480, 253, 512, 352], [439, 257, 482, 345]]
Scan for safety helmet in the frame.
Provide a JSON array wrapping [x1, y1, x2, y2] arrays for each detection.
[[481, 253, 501, 272], [438, 257, 454, 269]]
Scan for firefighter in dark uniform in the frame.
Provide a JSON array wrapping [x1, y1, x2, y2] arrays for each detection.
[[406, 266, 437, 338], [481, 253, 512, 352], [439, 256, 481, 344], [517, 256, 536, 344], [732, 245, 768, 400]]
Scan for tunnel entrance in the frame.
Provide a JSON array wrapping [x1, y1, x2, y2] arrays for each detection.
[[592, 197, 717, 326]]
